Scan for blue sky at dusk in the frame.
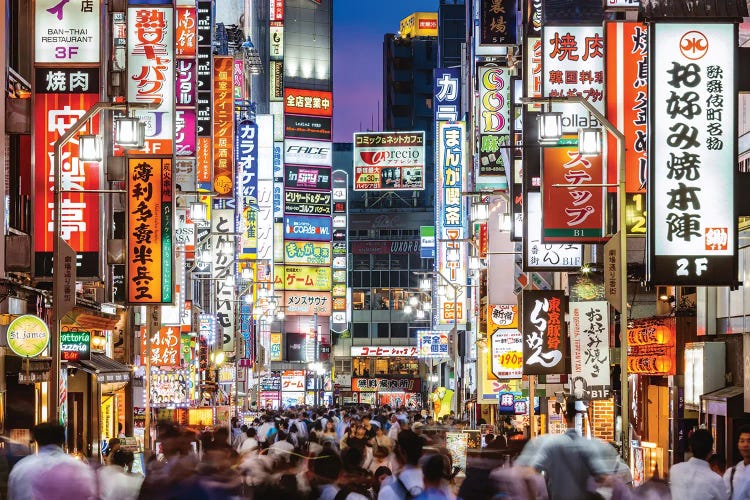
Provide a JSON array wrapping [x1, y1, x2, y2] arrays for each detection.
[[332, 0, 439, 143]]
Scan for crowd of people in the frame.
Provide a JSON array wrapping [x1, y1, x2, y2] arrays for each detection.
[[6, 402, 750, 499]]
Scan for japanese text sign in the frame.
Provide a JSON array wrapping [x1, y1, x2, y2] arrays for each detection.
[[211, 208, 236, 352], [353, 132, 425, 191], [236, 119, 259, 259], [478, 66, 511, 135], [274, 265, 332, 292], [434, 68, 461, 122], [284, 88, 333, 117], [542, 143, 606, 242], [569, 301, 610, 400], [525, 192, 583, 270], [417, 331, 451, 359], [350, 346, 419, 357], [213, 56, 235, 196], [522, 290, 567, 375], [175, 7, 197, 57], [35, 0, 101, 63], [480, 0, 517, 45], [283, 291, 332, 316], [127, 158, 173, 304], [141, 327, 181, 367], [283, 240, 332, 265], [649, 23, 737, 285], [489, 305, 523, 379], [351, 377, 421, 393], [127, 7, 174, 155]]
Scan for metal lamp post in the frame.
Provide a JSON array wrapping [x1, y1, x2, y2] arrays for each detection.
[[520, 96, 628, 459]]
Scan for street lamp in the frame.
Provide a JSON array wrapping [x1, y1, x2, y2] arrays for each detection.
[[538, 111, 563, 143], [522, 95, 628, 460], [114, 115, 145, 148], [78, 133, 103, 162], [189, 202, 208, 224], [578, 128, 602, 157]]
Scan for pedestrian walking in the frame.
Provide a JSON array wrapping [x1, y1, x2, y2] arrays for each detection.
[[669, 428, 726, 500]]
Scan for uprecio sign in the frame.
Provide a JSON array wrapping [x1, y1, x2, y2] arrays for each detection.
[[284, 139, 332, 166], [285, 165, 331, 190], [284, 215, 332, 242]]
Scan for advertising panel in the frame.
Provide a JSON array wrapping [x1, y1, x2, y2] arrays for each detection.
[[569, 301, 610, 400], [213, 56, 234, 196], [150, 369, 189, 407], [351, 346, 419, 357], [436, 122, 468, 328], [270, 22, 284, 60], [175, 59, 196, 106], [284, 240, 332, 265], [127, 158, 173, 304], [284, 115, 332, 141], [284, 190, 332, 215], [524, 192, 583, 270], [351, 378, 421, 393], [521, 290, 567, 375], [281, 370, 306, 390], [274, 265, 332, 292], [61, 330, 91, 361], [236, 119, 259, 259], [353, 131, 425, 191], [127, 6, 174, 155], [417, 331, 450, 359], [542, 144, 605, 242], [34, 83, 100, 278], [270, 333, 283, 362], [542, 25, 604, 132], [7, 315, 50, 358], [283, 291, 332, 316], [488, 305, 523, 379], [649, 23, 737, 285], [141, 326, 181, 367], [605, 22, 648, 194], [434, 67, 461, 122], [399, 12, 438, 38], [480, 0, 517, 45], [285, 139, 332, 167], [35, 0, 101, 63], [174, 109, 196, 156], [478, 66, 511, 135], [285, 165, 331, 190], [175, 7, 197, 57], [211, 208, 236, 352], [284, 88, 333, 117], [283, 215, 332, 242]]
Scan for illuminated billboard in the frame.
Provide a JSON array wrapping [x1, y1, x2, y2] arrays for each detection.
[[353, 132, 425, 191], [399, 12, 438, 38]]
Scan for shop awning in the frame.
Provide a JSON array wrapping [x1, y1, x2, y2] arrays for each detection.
[[72, 353, 131, 384]]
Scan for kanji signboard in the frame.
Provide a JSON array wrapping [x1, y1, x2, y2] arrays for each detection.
[[521, 290, 567, 375], [569, 301, 610, 400]]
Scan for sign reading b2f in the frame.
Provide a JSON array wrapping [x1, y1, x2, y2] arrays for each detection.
[[35, 0, 101, 63]]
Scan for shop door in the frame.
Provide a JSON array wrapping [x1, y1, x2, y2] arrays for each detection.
[[67, 392, 84, 453]]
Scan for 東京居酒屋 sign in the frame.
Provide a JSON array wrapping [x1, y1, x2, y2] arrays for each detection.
[[649, 23, 737, 285]]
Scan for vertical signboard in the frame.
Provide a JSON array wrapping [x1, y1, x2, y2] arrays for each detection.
[[524, 192, 583, 270], [35, 0, 101, 63], [331, 170, 348, 332], [649, 23, 737, 285], [127, 6, 175, 155], [542, 25, 605, 131], [213, 56, 234, 196], [436, 122, 467, 328], [434, 67, 461, 122], [196, 0, 213, 186], [569, 301, 610, 400], [211, 208, 236, 352], [488, 305, 523, 379], [480, 0, 517, 45], [257, 114, 275, 262], [127, 158, 173, 304], [236, 119, 259, 259], [33, 71, 101, 277], [478, 66, 511, 135], [521, 290, 567, 375], [542, 144, 605, 242]]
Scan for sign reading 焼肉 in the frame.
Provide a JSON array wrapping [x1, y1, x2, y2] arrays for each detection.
[[649, 23, 737, 285]]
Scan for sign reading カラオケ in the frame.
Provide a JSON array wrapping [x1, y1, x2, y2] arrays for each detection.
[[649, 23, 737, 285]]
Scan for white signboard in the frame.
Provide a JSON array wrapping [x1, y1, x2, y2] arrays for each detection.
[[35, 0, 101, 63], [650, 23, 736, 285], [525, 192, 583, 269], [542, 25, 605, 133], [569, 301, 611, 400], [284, 139, 333, 167], [127, 7, 175, 154], [478, 66, 511, 135], [350, 346, 419, 357]]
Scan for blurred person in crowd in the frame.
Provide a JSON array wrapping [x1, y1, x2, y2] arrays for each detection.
[[373, 466, 393, 497], [414, 454, 455, 500], [387, 415, 402, 441], [103, 437, 122, 465], [268, 430, 294, 459], [710, 453, 727, 476], [9, 422, 97, 500], [98, 449, 144, 500], [363, 416, 377, 441], [372, 426, 394, 452], [526, 399, 610, 500], [307, 450, 369, 500], [233, 425, 248, 450], [238, 427, 259, 456], [725, 424, 750, 499], [138, 424, 201, 499], [257, 415, 275, 447], [669, 429, 725, 500], [339, 446, 375, 498], [378, 430, 425, 500], [369, 446, 395, 475], [324, 420, 339, 441]]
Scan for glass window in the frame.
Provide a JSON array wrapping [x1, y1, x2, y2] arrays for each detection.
[[372, 288, 389, 310], [353, 323, 369, 338], [391, 323, 408, 338], [371, 272, 381, 288], [352, 289, 370, 310], [374, 358, 389, 375], [354, 255, 370, 269], [390, 289, 406, 311], [353, 358, 372, 377], [374, 323, 390, 338]]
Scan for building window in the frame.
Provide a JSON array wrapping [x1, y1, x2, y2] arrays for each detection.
[[391, 323, 408, 338], [353, 323, 369, 338], [335, 358, 352, 375], [352, 289, 370, 310], [374, 323, 390, 338]]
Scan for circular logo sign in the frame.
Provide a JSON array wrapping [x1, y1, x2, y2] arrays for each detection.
[[679, 31, 709, 60], [7, 315, 50, 358]]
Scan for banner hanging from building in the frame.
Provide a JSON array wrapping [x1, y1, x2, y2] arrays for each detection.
[[569, 301, 610, 400], [649, 23, 737, 285], [127, 158, 173, 304], [521, 290, 567, 375]]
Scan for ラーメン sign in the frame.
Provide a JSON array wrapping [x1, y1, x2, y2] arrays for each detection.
[[649, 23, 737, 286], [7, 315, 50, 358]]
